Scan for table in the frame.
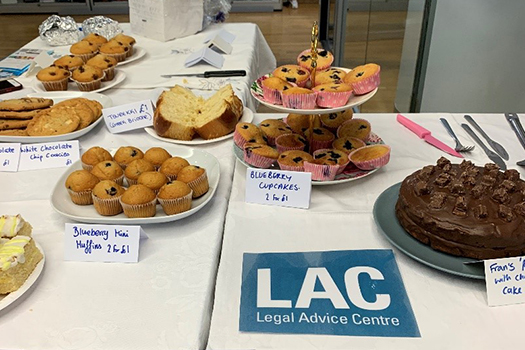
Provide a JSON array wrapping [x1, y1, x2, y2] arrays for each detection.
[[0, 23, 275, 350], [207, 112, 525, 349]]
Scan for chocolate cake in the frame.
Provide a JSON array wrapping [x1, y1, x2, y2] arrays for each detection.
[[395, 157, 525, 259]]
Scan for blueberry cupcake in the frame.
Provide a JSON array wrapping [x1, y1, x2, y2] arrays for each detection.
[[272, 65, 310, 87], [176, 165, 209, 198], [81, 146, 112, 171], [91, 180, 125, 216], [297, 48, 334, 72], [157, 180, 193, 215], [243, 142, 279, 168], [337, 118, 371, 141], [36, 66, 70, 91], [303, 158, 339, 181], [275, 133, 307, 153], [234, 122, 267, 148], [320, 109, 353, 132], [313, 148, 350, 174], [120, 184, 157, 218], [258, 119, 293, 146], [349, 144, 391, 170], [332, 136, 366, 155], [277, 150, 313, 172], [90, 160, 125, 185], [343, 63, 381, 95], [261, 76, 293, 104], [312, 83, 353, 108], [314, 68, 347, 86], [113, 146, 144, 170], [304, 127, 335, 152], [281, 87, 317, 109], [124, 159, 155, 185], [284, 113, 321, 136], [159, 157, 190, 181]]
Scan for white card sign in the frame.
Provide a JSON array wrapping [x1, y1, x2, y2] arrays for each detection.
[[18, 141, 79, 171], [203, 29, 236, 44], [103, 100, 154, 134], [0, 143, 21, 172], [245, 168, 311, 209], [184, 47, 224, 69], [64, 223, 147, 263], [207, 35, 233, 54], [485, 256, 525, 306]]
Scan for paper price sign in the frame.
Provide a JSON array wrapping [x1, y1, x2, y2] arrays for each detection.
[[485, 256, 525, 306], [0, 143, 21, 172], [18, 141, 79, 171], [245, 168, 311, 209], [103, 99, 154, 133], [64, 223, 146, 263]]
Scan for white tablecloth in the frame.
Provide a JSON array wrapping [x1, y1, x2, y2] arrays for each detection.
[[0, 22, 275, 350], [207, 112, 525, 350], [15, 23, 276, 111]]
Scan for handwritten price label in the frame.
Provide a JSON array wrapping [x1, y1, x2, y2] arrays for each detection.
[[245, 168, 311, 209], [103, 99, 154, 133], [64, 223, 147, 263], [484, 256, 525, 306], [0, 143, 21, 172], [18, 141, 79, 171]]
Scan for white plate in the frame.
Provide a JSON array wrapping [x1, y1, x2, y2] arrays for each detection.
[[51, 146, 220, 224], [251, 67, 378, 115], [117, 46, 146, 66], [144, 108, 254, 145], [0, 91, 112, 143], [233, 131, 385, 186], [32, 70, 126, 94], [0, 242, 45, 311]]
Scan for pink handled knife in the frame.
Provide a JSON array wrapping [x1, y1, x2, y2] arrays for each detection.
[[396, 114, 463, 158]]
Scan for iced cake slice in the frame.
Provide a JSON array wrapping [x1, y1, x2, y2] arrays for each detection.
[[0, 214, 32, 238]]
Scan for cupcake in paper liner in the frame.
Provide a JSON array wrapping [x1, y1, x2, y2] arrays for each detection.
[[312, 83, 353, 108], [260, 76, 294, 105], [297, 49, 334, 72], [100, 40, 130, 62], [281, 87, 317, 109], [275, 133, 307, 153], [243, 142, 279, 169], [70, 41, 99, 63], [277, 150, 313, 172], [234, 122, 267, 149], [313, 148, 350, 175], [157, 181, 193, 215], [320, 109, 353, 133], [86, 54, 117, 82], [90, 160, 125, 186], [304, 127, 335, 153], [91, 180, 125, 216], [258, 119, 293, 146], [120, 184, 157, 218], [303, 159, 339, 181], [272, 65, 310, 88], [176, 165, 209, 198], [137, 171, 169, 196], [343, 63, 381, 95], [337, 118, 371, 141], [71, 65, 105, 92], [112, 33, 136, 58], [65, 169, 100, 205], [349, 144, 391, 170], [332, 136, 366, 155], [36, 66, 70, 91], [81, 146, 112, 172], [124, 159, 155, 187]]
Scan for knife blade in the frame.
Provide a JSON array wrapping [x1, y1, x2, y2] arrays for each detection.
[[160, 70, 246, 78], [464, 115, 509, 160], [461, 123, 507, 170], [396, 114, 463, 158], [505, 113, 525, 166]]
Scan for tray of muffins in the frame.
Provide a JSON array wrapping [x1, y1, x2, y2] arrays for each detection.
[[0, 93, 111, 142], [251, 49, 380, 114], [233, 112, 391, 185], [51, 145, 220, 224], [31, 33, 143, 93]]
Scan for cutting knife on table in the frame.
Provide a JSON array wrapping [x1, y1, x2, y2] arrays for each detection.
[[160, 70, 246, 78], [461, 123, 507, 170], [396, 114, 463, 158]]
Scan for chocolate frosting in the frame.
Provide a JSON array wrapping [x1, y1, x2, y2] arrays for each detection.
[[395, 157, 525, 259]]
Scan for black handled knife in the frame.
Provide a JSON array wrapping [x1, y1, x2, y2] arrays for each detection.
[[161, 70, 246, 78]]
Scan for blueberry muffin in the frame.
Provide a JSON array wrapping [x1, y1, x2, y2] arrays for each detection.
[[314, 68, 347, 86], [120, 184, 157, 218], [176, 165, 209, 198], [312, 83, 353, 108], [313, 149, 350, 174], [53, 55, 84, 71], [272, 65, 310, 87], [143, 147, 172, 170], [70, 40, 99, 62], [337, 118, 371, 141], [285, 113, 321, 136], [86, 54, 117, 81], [65, 169, 100, 205], [157, 180, 193, 215], [234, 122, 267, 148], [261, 76, 293, 104], [99, 40, 130, 62], [113, 146, 144, 169], [332, 136, 366, 155], [36, 66, 70, 91], [124, 159, 155, 185], [319, 109, 353, 132], [91, 180, 125, 216], [258, 119, 293, 146], [281, 87, 317, 109], [343, 63, 381, 95], [90, 160, 124, 185], [304, 127, 335, 152], [71, 65, 104, 92], [81, 146, 113, 171], [159, 157, 190, 181], [275, 133, 307, 153], [243, 142, 279, 168], [297, 48, 334, 71], [277, 150, 313, 172]]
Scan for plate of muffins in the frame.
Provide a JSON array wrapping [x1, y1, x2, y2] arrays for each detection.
[[51, 144, 220, 224], [251, 49, 380, 114], [232, 113, 391, 185]]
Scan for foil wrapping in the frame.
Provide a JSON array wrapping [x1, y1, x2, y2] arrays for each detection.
[[38, 15, 82, 46], [82, 16, 123, 40]]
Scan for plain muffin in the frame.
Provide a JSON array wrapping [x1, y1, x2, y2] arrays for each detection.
[[137, 171, 169, 193], [65, 169, 100, 205], [143, 147, 172, 169], [120, 184, 157, 218], [176, 165, 209, 198], [81, 146, 112, 171], [159, 156, 190, 181], [157, 180, 193, 215], [124, 159, 155, 185]]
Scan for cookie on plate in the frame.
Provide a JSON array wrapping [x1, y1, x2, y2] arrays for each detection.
[[0, 98, 53, 111], [26, 107, 80, 136]]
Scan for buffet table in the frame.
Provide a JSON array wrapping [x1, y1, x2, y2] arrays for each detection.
[[0, 23, 274, 350], [207, 112, 525, 350]]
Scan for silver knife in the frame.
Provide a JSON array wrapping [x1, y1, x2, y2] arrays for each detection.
[[461, 123, 507, 170], [505, 113, 525, 166], [160, 70, 246, 78], [464, 115, 509, 160]]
